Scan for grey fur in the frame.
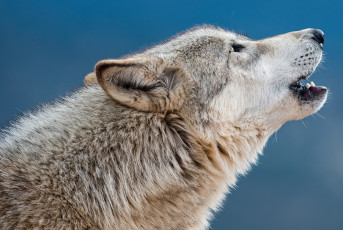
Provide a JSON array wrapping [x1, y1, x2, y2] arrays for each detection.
[[0, 26, 327, 229]]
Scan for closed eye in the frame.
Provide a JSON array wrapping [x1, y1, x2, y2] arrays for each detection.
[[230, 44, 245, 52]]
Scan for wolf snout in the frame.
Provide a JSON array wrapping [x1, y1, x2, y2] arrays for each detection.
[[311, 29, 324, 46]]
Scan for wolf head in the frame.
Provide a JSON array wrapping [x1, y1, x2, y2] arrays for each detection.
[[91, 26, 327, 135]]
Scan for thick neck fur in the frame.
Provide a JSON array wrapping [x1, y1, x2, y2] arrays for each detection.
[[0, 86, 272, 230], [199, 119, 269, 181]]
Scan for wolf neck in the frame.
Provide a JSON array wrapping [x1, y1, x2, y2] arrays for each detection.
[[197, 118, 271, 185]]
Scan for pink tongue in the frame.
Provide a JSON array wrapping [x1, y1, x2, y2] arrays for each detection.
[[309, 86, 326, 93], [309, 86, 327, 96], [301, 85, 327, 101]]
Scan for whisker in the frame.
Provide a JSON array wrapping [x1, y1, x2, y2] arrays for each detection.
[[301, 120, 308, 128]]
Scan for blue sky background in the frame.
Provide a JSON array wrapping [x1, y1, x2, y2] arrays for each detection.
[[0, 0, 342, 229]]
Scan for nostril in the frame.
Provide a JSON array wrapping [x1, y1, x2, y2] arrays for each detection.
[[312, 29, 324, 44]]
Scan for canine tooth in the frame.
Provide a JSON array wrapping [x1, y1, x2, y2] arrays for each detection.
[[311, 81, 315, 86], [306, 83, 311, 88]]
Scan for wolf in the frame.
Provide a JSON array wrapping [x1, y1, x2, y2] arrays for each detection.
[[0, 26, 327, 229]]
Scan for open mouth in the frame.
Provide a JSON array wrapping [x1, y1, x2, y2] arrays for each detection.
[[289, 76, 327, 101]]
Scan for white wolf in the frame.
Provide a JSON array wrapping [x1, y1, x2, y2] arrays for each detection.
[[0, 26, 327, 229]]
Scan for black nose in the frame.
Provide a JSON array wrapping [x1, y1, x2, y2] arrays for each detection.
[[312, 29, 324, 45]]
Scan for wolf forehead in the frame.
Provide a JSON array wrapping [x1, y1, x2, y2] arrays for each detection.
[[145, 25, 274, 57], [144, 25, 250, 56]]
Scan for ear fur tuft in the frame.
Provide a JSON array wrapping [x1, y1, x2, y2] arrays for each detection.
[[84, 72, 98, 86]]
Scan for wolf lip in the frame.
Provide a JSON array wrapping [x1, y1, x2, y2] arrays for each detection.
[[290, 80, 327, 101]]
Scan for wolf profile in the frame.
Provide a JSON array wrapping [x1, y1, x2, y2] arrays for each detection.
[[0, 26, 327, 229]]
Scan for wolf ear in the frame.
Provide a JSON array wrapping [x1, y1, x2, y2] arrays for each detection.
[[95, 56, 185, 113]]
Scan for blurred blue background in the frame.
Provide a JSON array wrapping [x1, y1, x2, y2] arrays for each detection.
[[0, 0, 342, 229]]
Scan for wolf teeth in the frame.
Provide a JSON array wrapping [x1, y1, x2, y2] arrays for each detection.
[[311, 81, 315, 87], [306, 83, 311, 88]]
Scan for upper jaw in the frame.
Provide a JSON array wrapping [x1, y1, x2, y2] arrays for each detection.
[[288, 43, 327, 102]]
